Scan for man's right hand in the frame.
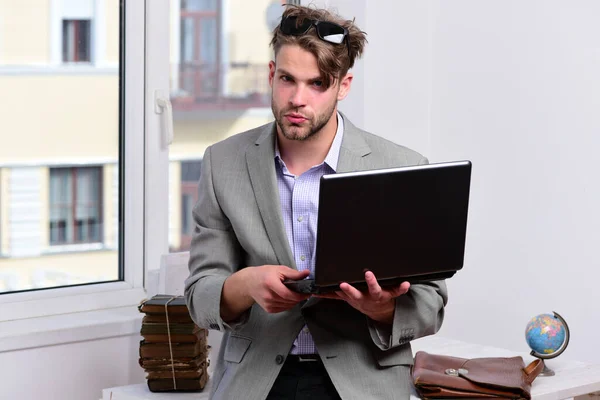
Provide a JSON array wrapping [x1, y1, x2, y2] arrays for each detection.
[[245, 265, 311, 313], [220, 265, 310, 322]]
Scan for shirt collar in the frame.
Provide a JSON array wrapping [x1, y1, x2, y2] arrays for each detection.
[[275, 112, 344, 172]]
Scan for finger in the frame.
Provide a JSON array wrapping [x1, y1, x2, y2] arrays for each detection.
[[280, 267, 311, 281], [339, 282, 363, 302], [265, 292, 300, 307], [271, 283, 311, 303], [389, 282, 411, 297], [365, 271, 383, 300], [333, 290, 352, 303]]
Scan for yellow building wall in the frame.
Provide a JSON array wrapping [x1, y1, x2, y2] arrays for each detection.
[[104, 0, 120, 64], [0, 250, 119, 292], [0, 169, 8, 255], [0, 0, 274, 282], [0, 75, 119, 162], [0, 0, 51, 64], [226, 0, 274, 97], [229, 0, 275, 64], [0, 2, 274, 163], [170, 114, 273, 159]]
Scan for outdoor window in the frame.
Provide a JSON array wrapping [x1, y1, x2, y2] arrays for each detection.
[[62, 19, 91, 62], [180, 0, 219, 99], [0, 0, 129, 300], [49, 167, 103, 245], [179, 160, 202, 251], [0, 0, 160, 324], [167, 1, 284, 254]]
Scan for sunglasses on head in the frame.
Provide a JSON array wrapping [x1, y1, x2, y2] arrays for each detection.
[[280, 15, 350, 57]]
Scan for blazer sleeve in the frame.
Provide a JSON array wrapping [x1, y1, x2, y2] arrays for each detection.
[[367, 280, 448, 353], [367, 155, 449, 351], [184, 146, 247, 332]]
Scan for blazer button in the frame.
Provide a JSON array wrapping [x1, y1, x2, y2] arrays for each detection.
[[275, 355, 285, 365]]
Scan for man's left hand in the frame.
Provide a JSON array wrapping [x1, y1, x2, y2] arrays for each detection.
[[315, 271, 410, 324]]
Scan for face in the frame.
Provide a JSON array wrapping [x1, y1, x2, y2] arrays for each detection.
[[269, 44, 352, 141]]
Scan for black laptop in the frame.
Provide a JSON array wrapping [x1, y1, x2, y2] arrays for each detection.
[[284, 160, 472, 294]]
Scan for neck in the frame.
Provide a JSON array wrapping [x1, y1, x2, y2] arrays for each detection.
[[277, 111, 339, 176]]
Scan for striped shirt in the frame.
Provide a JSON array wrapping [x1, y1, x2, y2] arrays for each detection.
[[275, 113, 344, 355]]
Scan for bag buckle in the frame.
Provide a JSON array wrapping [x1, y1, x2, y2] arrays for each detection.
[[445, 368, 468, 376]]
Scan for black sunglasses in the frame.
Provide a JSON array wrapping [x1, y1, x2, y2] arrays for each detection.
[[280, 16, 350, 57]]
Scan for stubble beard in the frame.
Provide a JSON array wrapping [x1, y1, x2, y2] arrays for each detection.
[[272, 99, 337, 142]]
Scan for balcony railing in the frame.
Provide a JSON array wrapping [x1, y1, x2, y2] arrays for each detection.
[[172, 62, 270, 111]]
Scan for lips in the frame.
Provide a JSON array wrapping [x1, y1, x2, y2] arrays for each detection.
[[285, 113, 307, 124]]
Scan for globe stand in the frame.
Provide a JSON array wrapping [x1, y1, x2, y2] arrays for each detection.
[[529, 312, 570, 378], [538, 360, 555, 377]]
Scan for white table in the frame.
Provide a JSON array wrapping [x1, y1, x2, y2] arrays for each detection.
[[102, 336, 600, 400]]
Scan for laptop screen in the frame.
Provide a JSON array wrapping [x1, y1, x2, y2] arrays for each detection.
[[314, 161, 471, 286]]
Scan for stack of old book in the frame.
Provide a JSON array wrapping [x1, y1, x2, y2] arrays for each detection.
[[138, 295, 209, 392]]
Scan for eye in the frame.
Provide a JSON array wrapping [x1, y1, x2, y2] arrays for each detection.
[[280, 75, 292, 82], [312, 80, 323, 88]]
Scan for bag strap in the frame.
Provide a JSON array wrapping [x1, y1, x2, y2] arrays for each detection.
[[524, 359, 545, 384]]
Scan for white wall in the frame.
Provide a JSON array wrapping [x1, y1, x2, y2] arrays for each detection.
[[363, 1, 431, 154], [342, 0, 600, 363], [317, 0, 432, 154], [310, 0, 366, 129], [428, 0, 600, 364], [0, 333, 145, 400]]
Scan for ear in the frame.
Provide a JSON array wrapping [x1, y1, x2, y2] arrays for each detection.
[[337, 73, 353, 101], [269, 61, 276, 88]]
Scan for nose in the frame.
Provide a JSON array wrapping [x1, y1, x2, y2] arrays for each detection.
[[289, 84, 307, 108]]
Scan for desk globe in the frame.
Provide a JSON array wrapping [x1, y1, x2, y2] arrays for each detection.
[[525, 311, 570, 376]]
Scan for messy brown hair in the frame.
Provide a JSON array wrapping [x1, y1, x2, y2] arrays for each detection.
[[270, 5, 367, 89]]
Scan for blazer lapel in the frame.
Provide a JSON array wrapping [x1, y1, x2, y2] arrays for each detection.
[[336, 112, 372, 173], [246, 123, 297, 270]]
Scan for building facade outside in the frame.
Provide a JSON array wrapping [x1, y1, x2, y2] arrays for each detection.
[[0, 0, 282, 293]]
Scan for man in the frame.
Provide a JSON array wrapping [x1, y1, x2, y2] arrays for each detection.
[[184, 5, 447, 400]]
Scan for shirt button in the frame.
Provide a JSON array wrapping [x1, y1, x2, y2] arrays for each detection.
[[303, 326, 310, 333], [297, 216, 303, 222], [300, 255, 306, 261], [275, 355, 285, 365]]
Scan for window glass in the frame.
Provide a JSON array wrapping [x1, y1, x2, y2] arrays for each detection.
[[0, 1, 120, 294], [168, 0, 284, 252]]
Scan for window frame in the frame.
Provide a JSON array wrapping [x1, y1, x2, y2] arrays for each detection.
[[0, 0, 169, 322]]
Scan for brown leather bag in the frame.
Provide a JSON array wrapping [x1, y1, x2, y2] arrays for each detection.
[[412, 351, 545, 399]]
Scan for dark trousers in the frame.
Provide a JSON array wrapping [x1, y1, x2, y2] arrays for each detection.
[[266, 355, 342, 400]]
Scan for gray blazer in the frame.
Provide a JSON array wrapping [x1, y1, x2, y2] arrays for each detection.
[[184, 114, 448, 400]]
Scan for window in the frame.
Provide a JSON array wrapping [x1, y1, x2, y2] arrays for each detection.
[[49, 167, 103, 245], [168, 1, 284, 254], [0, 0, 155, 319], [62, 19, 91, 63], [180, 0, 219, 100], [179, 160, 202, 251], [175, 0, 270, 108]]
